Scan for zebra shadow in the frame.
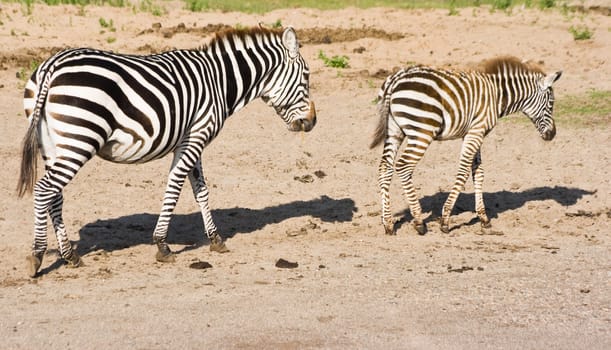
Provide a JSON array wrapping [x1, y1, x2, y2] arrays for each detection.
[[75, 195, 356, 256], [394, 185, 595, 232]]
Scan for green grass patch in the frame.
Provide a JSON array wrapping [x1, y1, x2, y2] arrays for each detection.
[[569, 25, 593, 41], [501, 90, 611, 128], [318, 50, 349, 69], [3, 0, 563, 14], [180, 0, 537, 13], [554, 90, 610, 127]]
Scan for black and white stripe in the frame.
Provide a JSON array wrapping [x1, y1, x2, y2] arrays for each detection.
[[18, 26, 316, 277], [370, 56, 561, 235]]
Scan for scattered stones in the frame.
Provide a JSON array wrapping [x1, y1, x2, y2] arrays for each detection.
[[294, 174, 314, 183], [286, 220, 320, 237], [565, 209, 598, 217], [447, 265, 475, 273]]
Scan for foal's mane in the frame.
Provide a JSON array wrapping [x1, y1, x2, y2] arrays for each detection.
[[198, 26, 284, 52], [479, 56, 545, 75]]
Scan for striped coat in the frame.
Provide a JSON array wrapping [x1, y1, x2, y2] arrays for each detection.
[[18, 26, 316, 277], [371, 57, 561, 235]]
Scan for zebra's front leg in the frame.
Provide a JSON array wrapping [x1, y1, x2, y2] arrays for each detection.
[[188, 160, 228, 253], [153, 147, 202, 263], [153, 177, 183, 263], [471, 151, 491, 230], [441, 132, 484, 233]]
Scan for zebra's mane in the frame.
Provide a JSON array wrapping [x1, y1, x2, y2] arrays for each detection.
[[198, 26, 284, 53], [479, 56, 545, 75]]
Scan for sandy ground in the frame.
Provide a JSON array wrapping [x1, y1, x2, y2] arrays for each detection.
[[0, 2, 609, 349]]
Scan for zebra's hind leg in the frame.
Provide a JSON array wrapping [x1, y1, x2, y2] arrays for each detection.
[[441, 132, 485, 233], [395, 135, 432, 235], [49, 193, 83, 267], [471, 151, 491, 230], [377, 128, 404, 235], [28, 171, 81, 276], [188, 160, 229, 253]]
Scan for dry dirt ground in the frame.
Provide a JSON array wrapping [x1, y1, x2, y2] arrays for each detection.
[[0, 2, 609, 349]]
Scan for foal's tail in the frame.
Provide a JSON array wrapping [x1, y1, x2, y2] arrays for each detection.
[[370, 68, 409, 149]]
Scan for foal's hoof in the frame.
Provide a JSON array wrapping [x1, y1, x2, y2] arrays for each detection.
[[414, 222, 427, 235], [481, 220, 492, 229], [26, 254, 42, 278], [210, 241, 229, 253], [156, 250, 176, 263], [383, 223, 396, 235], [65, 253, 84, 268]]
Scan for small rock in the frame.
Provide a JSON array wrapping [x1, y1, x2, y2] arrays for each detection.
[[313, 170, 327, 179], [189, 261, 213, 270], [275, 258, 298, 269], [294, 174, 314, 183]]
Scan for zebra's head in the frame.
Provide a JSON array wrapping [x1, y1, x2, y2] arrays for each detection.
[[261, 27, 316, 133], [523, 70, 562, 141]]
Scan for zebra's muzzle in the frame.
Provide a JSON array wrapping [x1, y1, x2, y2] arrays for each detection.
[[542, 125, 556, 141], [289, 101, 317, 132]]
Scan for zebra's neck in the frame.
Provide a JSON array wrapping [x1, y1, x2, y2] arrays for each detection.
[[197, 32, 285, 116], [491, 70, 540, 118]]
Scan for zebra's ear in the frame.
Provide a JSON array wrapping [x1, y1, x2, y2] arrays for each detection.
[[282, 27, 299, 59], [541, 70, 562, 89]]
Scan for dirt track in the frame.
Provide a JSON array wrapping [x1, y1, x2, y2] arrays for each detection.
[[0, 3, 609, 349]]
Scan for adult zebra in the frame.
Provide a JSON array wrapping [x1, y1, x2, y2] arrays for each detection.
[[17, 26, 317, 277], [370, 56, 561, 235]]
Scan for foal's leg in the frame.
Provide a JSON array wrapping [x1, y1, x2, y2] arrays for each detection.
[[395, 132, 432, 234], [440, 131, 485, 233], [377, 118, 404, 235], [153, 144, 203, 262], [471, 151, 491, 229], [188, 159, 228, 253]]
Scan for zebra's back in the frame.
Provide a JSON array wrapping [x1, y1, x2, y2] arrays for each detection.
[[384, 65, 497, 141], [24, 48, 211, 163]]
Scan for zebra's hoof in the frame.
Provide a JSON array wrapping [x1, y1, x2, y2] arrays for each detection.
[[481, 220, 492, 229], [155, 250, 176, 263], [26, 253, 42, 278], [210, 241, 229, 253], [440, 224, 450, 234], [414, 222, 427, 235], [384, 224, 396, 235], [65, 253, 84, 268]]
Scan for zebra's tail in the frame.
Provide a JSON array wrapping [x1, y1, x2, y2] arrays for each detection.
[[370, 92, 391, 149], [17, 67, 53, 197], [370, 69, 406, 149]]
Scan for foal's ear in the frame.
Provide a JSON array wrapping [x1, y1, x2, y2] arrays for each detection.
[[541, 70, 562, 89], [282, 27, 299, 59]]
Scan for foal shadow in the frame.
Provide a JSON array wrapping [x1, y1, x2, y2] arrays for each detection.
[[74, 195, 356, 256], [394, 185, 595, 232]]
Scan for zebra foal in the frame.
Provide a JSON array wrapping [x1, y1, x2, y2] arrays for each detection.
[[17, 26, 316, 277], [370, 57, 561, 235]]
